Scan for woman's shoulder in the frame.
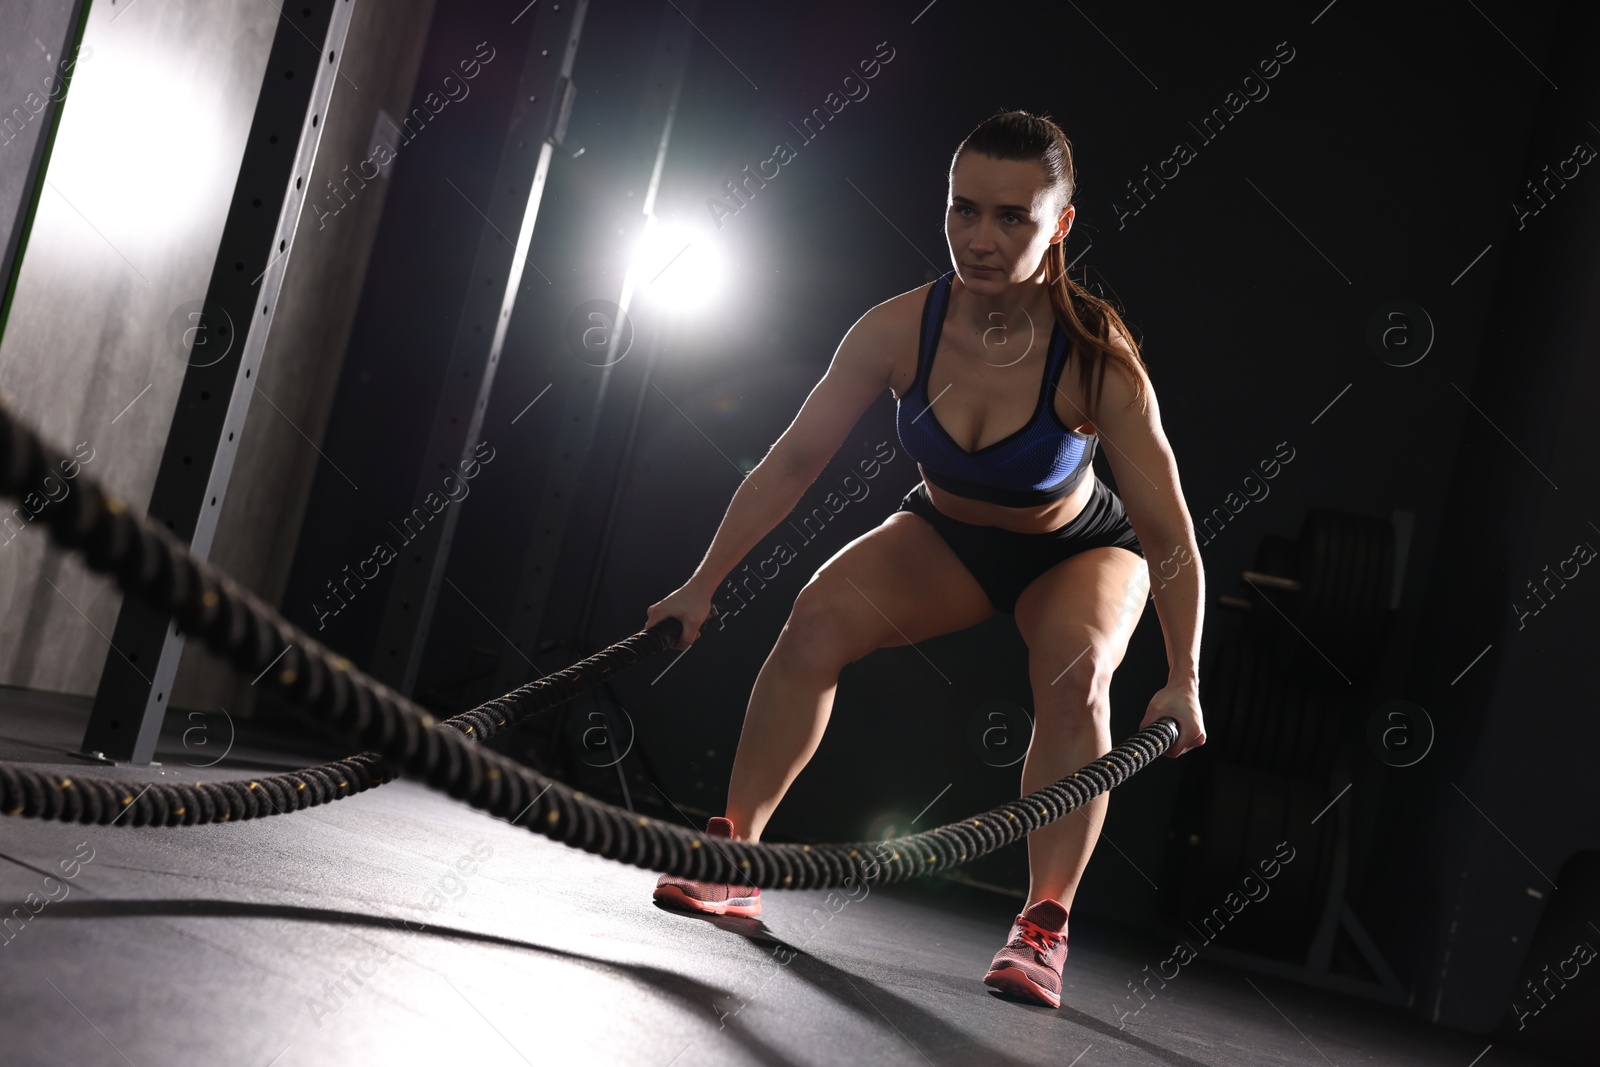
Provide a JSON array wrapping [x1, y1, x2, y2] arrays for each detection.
[[856, 276, 938, 340], [827, 278, 939, 398]]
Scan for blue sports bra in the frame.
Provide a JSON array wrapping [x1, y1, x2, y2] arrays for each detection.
[[894, 270, 1098, 507]]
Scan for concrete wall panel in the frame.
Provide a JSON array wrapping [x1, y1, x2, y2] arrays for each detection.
[[0, 0, 435, 713], [0, 1, 278, 695]]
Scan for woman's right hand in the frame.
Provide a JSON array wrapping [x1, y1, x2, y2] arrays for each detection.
[[645, 583, 716, 650]]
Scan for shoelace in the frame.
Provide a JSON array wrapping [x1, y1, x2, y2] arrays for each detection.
[[1012, 916, 1065, 961]]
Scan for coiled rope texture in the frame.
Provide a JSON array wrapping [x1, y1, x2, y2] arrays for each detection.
[[0, 404, 1178, 888]]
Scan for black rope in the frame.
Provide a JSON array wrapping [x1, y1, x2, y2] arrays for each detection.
[[0, 405, 1178, 887]]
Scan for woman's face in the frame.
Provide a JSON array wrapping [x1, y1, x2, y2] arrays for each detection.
[[945, 151, 1072, 290]]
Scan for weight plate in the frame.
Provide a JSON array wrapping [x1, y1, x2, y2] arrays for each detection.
[[1185, 761, 1255, 920], [1237, 635, 1267, 767], [1253, 534, 1298, 578], [1340, 512, 1369, 651], [1209, 630, 1248, 764], [1293, 511, 1330, 637], [1356, 518, 1380, 624], [1376, 519, 1396, 615], [1315, 686, 1350, 782], [1248, 534, 1300, 646], [1354, 515, 1396, 668], [1278, 775, 1325, 948], [1346, 514, 1386, 669], [1230, 765, 1292, 952], [1306, 773, 1343, 942], [1290, 682, 1324, 779], [1361, 514, 1394, 626], [1253, 642, 1287, 773], [1207, 626, 1245, 761], [1301, 510, 1360, 654], [1270, 667, 1307, 776], [1333, 513, 1362, 654], [1201, 629, 1230, 758]]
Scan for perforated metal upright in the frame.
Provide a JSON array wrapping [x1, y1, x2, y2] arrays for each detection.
[[370, 1, 589, 696], [77, 1, 356, 765]]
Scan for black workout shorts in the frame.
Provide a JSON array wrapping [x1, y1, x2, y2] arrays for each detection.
[[897, 476, 1145, 614]]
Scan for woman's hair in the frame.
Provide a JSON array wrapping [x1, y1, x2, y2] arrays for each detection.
[[951, 109, 1149, 416]]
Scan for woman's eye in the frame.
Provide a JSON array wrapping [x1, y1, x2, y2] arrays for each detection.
[[950, 206, 1020, 223]]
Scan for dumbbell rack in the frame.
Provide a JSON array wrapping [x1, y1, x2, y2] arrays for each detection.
[[1156, 509, 1409, 1005]]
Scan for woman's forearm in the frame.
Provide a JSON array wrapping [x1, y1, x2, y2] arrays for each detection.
[[1148, 533, 1204, 687], [685, 454, 816, 596]]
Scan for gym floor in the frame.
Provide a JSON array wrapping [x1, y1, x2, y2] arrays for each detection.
[[0, 689, 1564, 1067]]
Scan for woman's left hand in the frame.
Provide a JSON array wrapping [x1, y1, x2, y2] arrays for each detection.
[[1140, 682, 1205, 758]]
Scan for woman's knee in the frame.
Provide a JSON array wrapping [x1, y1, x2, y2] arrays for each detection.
[[1034, 644, 1114, 717], [778, 579, 881, 667]]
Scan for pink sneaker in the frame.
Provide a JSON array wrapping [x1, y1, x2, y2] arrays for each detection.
[[653, 816, 763, 918], [983, 899, 1069, 1007]]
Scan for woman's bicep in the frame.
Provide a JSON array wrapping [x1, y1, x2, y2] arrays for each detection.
[[1095, 359, 1190, 544]]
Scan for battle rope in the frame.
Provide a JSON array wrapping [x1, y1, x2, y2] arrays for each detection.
[[0, 404, 1178, 888], [0, 623, 684, 828]]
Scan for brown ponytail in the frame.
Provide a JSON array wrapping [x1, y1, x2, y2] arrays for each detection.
[[953, 109, 1150, 418]]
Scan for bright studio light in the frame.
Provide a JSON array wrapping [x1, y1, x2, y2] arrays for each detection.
[[46, 39, 231, 254], [630, 218, 724, 310]]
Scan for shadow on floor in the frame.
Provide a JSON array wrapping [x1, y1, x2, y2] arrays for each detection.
[[36, 897, 817, 1067], [662, 902, 1209, 1067], [662, 904, 1217, 1067]]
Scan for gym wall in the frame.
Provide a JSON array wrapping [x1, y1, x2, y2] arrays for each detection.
[[1358, 0, 1600, 1036], [0, 0, 435, 715]]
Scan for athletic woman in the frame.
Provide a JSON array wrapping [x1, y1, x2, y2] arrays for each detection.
[[644, 110, 1206, 1009]]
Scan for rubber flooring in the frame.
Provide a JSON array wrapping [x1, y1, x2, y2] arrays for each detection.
[[0, 688, 1566, 1067]]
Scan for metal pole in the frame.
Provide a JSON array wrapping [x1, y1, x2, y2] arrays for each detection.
[[574, 314, 665, 644], [370, 0, 589, 696], [491, 0, 698, 694]]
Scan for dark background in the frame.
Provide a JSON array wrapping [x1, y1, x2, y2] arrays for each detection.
[[265, 0, 1597, 1055]]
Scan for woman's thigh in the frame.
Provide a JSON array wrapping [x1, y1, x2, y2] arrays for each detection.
[[1013, 546, 1151, 697], [783, 510, 998, 664]]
